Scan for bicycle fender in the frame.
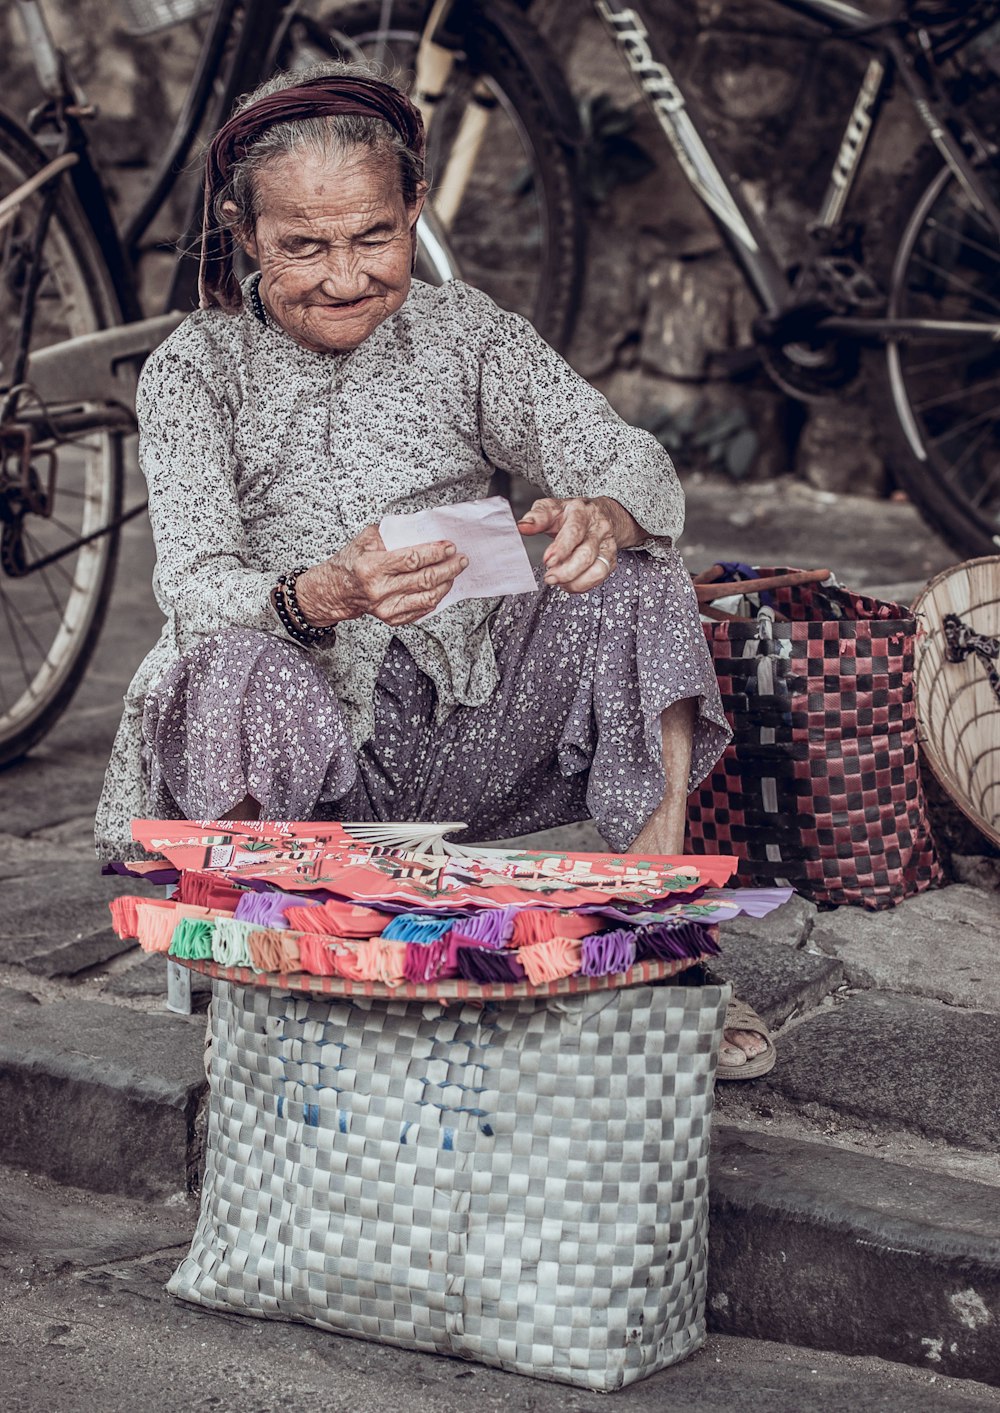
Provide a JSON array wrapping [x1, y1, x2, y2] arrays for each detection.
[[0, 106, 137, 323]]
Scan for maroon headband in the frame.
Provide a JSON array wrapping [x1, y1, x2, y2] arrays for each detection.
[[198, 75, 426, 312]]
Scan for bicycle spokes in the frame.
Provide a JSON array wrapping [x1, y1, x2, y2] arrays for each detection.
[[890, 164, 1000, 534]]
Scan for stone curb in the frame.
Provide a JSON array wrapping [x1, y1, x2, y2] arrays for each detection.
[[709, 1127, 1000, 1387], [0, 992, 205, 1200]]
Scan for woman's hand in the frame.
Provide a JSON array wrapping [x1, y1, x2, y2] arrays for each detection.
[[517, 496, 642, 592], [295, 526, 467, 627]]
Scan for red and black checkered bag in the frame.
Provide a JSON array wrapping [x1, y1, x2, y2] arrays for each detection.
[[685, 567, 942, 909]]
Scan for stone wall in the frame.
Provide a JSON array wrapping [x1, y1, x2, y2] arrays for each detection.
[[4, 0, 931, 493]]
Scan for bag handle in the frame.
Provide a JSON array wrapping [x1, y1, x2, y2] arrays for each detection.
[[692, 568, 832, 604]]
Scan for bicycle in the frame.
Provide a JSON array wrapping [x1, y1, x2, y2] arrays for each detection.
[[0, 0, 585, 766]]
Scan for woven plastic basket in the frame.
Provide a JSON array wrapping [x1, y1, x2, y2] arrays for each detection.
[[686, 566, 941, 908], [912, 556, 1000, 849], [169, 974, 730, 1390], [118, 0, 211, 34]]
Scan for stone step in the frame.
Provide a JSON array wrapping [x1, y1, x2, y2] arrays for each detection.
[[0, 990, 205, 1201], [718, 988, 1000, 1153], [709, 1126, 1000, 1388], [4, 1165, 998, 1413], [712, 936, 842, 1032], [810, 884, 1000, 1013], [0, 845, 161, 981]]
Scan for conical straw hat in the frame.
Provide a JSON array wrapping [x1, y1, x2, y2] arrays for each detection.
[[913, 556, 1000, 849]]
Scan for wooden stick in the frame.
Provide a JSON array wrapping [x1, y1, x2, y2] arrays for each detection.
[[693, 568, 831, 603]]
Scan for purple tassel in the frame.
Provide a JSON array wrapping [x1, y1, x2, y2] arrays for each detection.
[[580, 929, 638, 977], [635, 920, 720, 961], [450, 907, 515, 948], [403, 939, 453, 984], [234, 889, 315, 928], [444, 932, 482, 974], [456, 947, 526, 983]]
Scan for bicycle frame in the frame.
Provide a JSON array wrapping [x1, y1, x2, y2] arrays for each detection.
[[7, 0, 173, 415], [11, 1, 143, 325], [594, 0, 1000, 344]]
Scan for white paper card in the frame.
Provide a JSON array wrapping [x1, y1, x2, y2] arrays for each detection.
[[379, 496, 538, 619]]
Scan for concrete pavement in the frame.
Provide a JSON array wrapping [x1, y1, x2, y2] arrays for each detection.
[[2, 470, 999, 1402]]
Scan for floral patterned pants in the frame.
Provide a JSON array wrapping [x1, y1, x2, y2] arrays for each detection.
[[141, 551, 729, 852]]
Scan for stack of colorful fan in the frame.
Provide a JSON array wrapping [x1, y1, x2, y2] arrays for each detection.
[[108, 819, 793, 993]]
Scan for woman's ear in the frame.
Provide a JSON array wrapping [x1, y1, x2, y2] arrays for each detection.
[[221, 199, 258, 260], [407, 182, 429, 231], [407, 184, 428, 272]]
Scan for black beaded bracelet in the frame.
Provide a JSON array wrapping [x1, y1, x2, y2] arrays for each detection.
[[276, 567, 312, 632], [280, 567, 337, 636], [272, 585, 314, 646], [273, 567, 337, 645]]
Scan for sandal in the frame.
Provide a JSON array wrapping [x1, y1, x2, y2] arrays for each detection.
[[716, 997, 776, 1081]]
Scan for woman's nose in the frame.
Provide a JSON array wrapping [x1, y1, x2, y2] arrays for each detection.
[[317, 249, 367, 299]]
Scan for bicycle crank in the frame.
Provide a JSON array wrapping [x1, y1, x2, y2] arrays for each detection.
[[753, 256, 884, 399]]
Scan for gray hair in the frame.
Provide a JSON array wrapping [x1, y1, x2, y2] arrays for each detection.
[[214, 61, 425, 235]]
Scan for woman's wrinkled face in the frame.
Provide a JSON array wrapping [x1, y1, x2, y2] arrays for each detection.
[[240, 148, 425, 355]]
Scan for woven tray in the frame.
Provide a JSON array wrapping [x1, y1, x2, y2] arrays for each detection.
[[173, 951, 708, 1000]]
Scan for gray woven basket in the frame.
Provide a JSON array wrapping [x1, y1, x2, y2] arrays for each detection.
[[169, 977, 730, 1391]]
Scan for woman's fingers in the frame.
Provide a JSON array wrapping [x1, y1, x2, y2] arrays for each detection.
[[544, 502, 615, 584], [370, 549, 468, 623], [390, 552, 468, 594], [543, 500, 614, 570], [548, 535, 618, 593], [517, 498, 563, 536], [380, 539, 460, 576], [379, 584, 458, 624], [324, 530, 466, 623]]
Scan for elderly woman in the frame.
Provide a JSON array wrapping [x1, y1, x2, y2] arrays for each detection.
[[96, 64, 771, 1078]]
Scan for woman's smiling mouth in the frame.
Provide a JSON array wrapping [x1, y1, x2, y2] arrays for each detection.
[[314, 296, 372, 313]]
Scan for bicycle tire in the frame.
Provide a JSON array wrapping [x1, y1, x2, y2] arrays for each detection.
[[0, 111, 125, 767], [297, 0, 586, 353], [868, 141, 1000, 559]]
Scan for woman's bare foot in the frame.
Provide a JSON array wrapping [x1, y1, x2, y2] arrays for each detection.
[[720, 1029, 768, 1066]]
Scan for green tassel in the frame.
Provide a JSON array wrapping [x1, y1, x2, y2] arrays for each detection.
[[169, 918, 214, 960]]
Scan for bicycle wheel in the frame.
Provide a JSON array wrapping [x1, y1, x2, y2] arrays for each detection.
[[871, 143, 1000, 559], [0, 113, 125, 766], [293, 0, 586, 353]]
